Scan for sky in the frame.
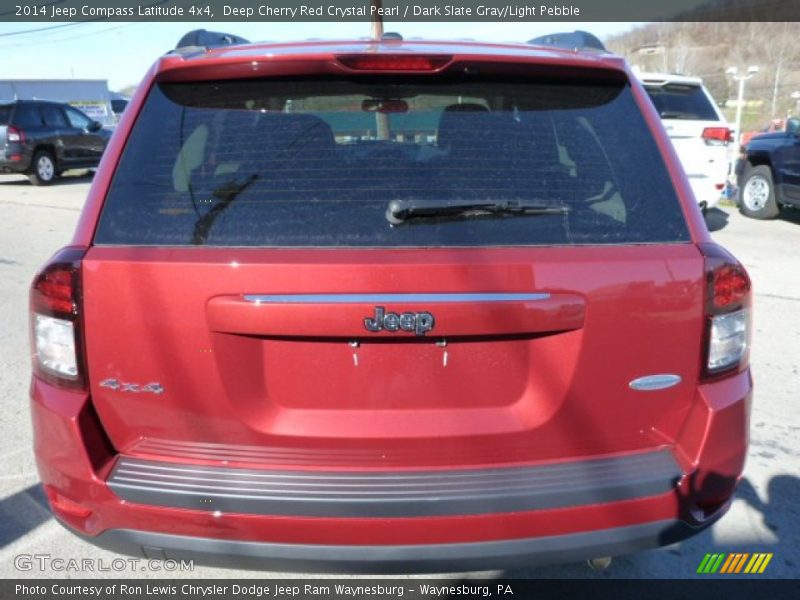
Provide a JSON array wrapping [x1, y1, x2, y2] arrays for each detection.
[[0, 21, 637, 91]]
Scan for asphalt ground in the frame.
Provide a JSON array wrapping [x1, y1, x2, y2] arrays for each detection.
[[0, 171, 798, 579]]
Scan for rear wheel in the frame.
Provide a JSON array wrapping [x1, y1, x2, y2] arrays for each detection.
[[740, 165, 779, 219], [28, 151, 58, 186]]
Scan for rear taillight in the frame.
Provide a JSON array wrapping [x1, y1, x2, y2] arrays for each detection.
[[337, 54, 452, 71], [30, 246, 87, 390], [702, 127, 733, 146], [7, 125, 25, 143], [699, 243, 751, 379]]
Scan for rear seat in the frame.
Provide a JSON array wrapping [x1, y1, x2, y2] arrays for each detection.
[[242, 112, 338, 176], [435, 107, 570, 200]]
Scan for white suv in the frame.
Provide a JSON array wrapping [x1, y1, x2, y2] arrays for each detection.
[[639, 72, 732, 212]]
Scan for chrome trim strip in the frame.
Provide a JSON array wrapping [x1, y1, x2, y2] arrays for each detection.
[[243, 293, 550, 304], [629, 374, 683, 391]]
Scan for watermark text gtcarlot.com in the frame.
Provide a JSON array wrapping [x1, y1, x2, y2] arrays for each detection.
[[14, 554, 194, 573]]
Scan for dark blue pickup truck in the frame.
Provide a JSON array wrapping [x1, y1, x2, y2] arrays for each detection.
[[737, 117, 800, 219]]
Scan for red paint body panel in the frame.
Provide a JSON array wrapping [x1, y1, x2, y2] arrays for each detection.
[[31, 370, 750, 543], [81, 244, 705, 465], [31, 38, 751, 567]]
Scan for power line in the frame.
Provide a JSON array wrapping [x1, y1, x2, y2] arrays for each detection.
[[0, 23, 141, 48], [0, 22, 88, 37]]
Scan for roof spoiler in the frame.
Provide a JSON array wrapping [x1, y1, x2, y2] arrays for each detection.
[[175, 29, 250, 51], [528, 31, 606, 53]]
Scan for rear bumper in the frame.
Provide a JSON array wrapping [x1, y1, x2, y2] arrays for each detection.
[[687, 174, 724, 208], [0, 144, 30, 173], [0, 157, 28, 173], [75, 518, 718, 574], [107, 451, 681, 518], [30, 369, 751, 572]]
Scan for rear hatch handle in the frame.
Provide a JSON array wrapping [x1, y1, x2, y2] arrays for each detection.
[[207, 292, 585, 337]]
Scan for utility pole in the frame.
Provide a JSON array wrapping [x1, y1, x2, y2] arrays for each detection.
[[771, 60, 782, 119], [371, 0, 390, 141], [370, 0, 384, 39]]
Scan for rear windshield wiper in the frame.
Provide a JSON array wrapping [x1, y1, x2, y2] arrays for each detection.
[[386, 198, 569, 225]]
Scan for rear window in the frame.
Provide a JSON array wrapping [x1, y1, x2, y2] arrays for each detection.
[[12, 103, 42, 127], [95, 74, 689, 247], [39, 104, 68, 128], [644, 83, 719, 121]]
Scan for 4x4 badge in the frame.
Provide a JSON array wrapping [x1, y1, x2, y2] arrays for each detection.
[[100, 379, 164, 394], [364, 306, 435, 336]]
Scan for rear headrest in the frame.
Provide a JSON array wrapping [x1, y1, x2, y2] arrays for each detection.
[[515, 112, 558, 162], [437, 103, 490, 149], [436, 106, 565, 177], [550, 116, 612, 196], [250, 113, 336, 160], [443, 103, 489, 113]]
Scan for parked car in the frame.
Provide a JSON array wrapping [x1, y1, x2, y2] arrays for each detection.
[[110, 97, 130, 116], [109, 94, 131, 126], [638, 72, 732, 212], [0, 99, 110, 185], [736, 117, 800, 219], [29, 30, 752, 573]]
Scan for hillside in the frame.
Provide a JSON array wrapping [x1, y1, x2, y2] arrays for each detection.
[[605, 22, 800, 131]]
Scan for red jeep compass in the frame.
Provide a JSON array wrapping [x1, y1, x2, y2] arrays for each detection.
[[29, 29, 752, 573]]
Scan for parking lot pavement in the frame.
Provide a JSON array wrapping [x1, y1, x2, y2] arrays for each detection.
[[1, 175, 798, 579]]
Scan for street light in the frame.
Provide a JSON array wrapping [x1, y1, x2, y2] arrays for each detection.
[[726, 65, 759, 146]]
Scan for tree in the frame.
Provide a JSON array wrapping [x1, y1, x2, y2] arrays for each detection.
[[116, 85, 137, 97]]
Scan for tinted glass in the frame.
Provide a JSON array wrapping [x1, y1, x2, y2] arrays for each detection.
[[13, 104, 42, 127], [65, 106, 92, 129], [95, 76, 689, 247], [40, 104, 68, 128], [0, 105, 10, 125], [111, 99, 129, 114], [645, 83, 718, 121]]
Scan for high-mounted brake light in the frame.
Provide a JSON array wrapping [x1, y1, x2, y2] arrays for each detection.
[[337, 54, 452, 71], [699, 243, 752, 379], [702, 127, 733, 145], [7, 126, 24, 143], [30, 246, 87, 389]]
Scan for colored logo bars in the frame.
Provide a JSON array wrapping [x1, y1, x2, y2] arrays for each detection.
[[697, 552, 773, 574]]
